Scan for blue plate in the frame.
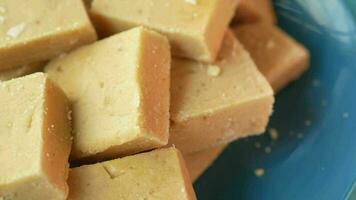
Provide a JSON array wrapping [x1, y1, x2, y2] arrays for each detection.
[[194, 1, 356, 199]]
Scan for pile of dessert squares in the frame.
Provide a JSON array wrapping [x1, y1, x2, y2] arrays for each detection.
[[0, 0, 309, 199]]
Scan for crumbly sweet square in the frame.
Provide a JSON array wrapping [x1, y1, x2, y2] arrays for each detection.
[[233, 23, 310, 91], [0, 0, 97, 70], [67, 148, 197, 200], [0, 73, 72, 200], [0, 62, 45, 81], [185, 145, 226, 182], [169, 31, 274, 154], [45, 27, 171, 161], [234, 0, 276, 24], [90, 0, 239, 62]]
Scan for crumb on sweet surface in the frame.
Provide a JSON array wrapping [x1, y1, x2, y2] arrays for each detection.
[[264, 146, 271, 153], [185, 0, 198, 5], [6, 22, 26, 38], [207, 65, 221, 77]]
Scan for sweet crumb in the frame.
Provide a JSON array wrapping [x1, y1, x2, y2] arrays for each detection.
[[264, 146, 271, 153], [342, 112, 349, 119], [268, 128, 279, 140], [207, 65, 221, 77], [185, 0, 198, 5], [254, 168, 265, 177], [7, 22, 26, 38], [297, 133, 304, 139], [254, 142, 261, 149], [312, 79, 320, 87], [266, 40, 275, 49], [304, 120, 312, 127]]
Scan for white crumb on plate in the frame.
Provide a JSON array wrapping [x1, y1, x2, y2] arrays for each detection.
[[207, 65, 221, 77], [7, 22, 26, 38], [321, 99, 328, 106], [304, 120, 312, 127], [312, 79, 320, 87], [268, 128, 279, 140], [342, 112, 349, 119], [254, 142, 261, 149], [264, 146, 272, 153], [254, 168, 265, 177], [297, 133, 304, 139]]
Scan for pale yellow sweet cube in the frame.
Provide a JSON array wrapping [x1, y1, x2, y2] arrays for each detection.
[[67, 148, 196, 200], [90, 0, 239, 62], [0, 73, 72, 200], [169, 31, 274, 154], [45, 27, 171, 162], [0, 0, 97, 70]]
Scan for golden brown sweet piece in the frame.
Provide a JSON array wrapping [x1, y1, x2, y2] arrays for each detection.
[[186, 24, 310, 178], [234, 0, 276, 24], [169, 31, 274, 154], [0, 73, 72, 200], [45, 27, 171, 162], [90, 0, 239, 62], [0, 0, 97, 70], [233, 23, 310, 91], [68, 148, 197, 200], [185, 145, 226, 182], [0, 62, 45, 81]]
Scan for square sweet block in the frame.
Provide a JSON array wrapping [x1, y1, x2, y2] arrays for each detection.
[[234, 0, 276, 24], [45, 27, 171, 161], [90, 0, 239, 62], [68, 148, 196, 200], [169, 31, 274, 154], [185, 145, 226, 182], [0, 73, 72, 200], [0, 0, 97, 70], [0, 62, 45, 81], [233, 23, 310, 91]]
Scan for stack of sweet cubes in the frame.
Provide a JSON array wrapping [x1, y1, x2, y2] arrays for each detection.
[[0, 0, 309, 199]]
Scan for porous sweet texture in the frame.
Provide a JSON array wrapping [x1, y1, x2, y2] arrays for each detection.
[[68, 148, 196, 200], [0, 0, 97, 70], [45, 27, 171, 161], [169, 31, 274, 154], [0, 73, 72, 200]]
